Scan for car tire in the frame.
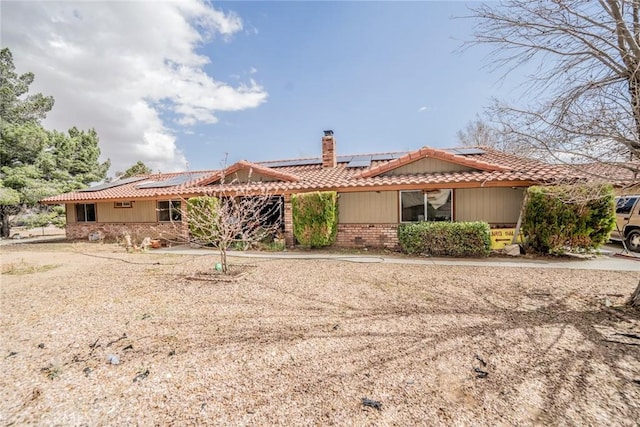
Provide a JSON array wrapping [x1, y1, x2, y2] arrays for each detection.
[[625, 229, 640, 252]]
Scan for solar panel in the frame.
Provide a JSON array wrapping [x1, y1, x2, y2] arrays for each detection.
[[363, 152, 404, 161], [136, 173, 208, 189], [448, 148, 486, 155], [78, 176, 148, 192], [370, 154, 393, 161], [260, 159, 322, 167], [346, 158, 372, 168]]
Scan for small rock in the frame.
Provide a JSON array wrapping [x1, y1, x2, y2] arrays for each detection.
[[133, 368, 149, 382], [505, 244, 522, 257], [108, 354, 120, 365], [362, 397, 382, 410], [37, 343, 45, 349]]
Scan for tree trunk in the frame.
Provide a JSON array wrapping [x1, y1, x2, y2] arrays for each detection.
[[0, 208, 11, 238], [628, 75, 640, 156], [219, 247, 228, 274], [630, 280, 640, 309]]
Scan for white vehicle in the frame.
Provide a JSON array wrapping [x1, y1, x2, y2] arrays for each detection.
[[611, 195, 640, 252]]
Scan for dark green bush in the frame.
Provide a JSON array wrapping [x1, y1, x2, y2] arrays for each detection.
[[292, 191, 338, 248], [398, 221, 491, 257], [522, 184, 616, 254]]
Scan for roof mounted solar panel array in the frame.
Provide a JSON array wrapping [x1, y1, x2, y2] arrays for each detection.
[[261, 152, 415, 169], [78, 176, 148, 192], [136, 173, 208, 189]]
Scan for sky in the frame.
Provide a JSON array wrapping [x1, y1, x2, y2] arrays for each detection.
[[1, 1, 525, 175]]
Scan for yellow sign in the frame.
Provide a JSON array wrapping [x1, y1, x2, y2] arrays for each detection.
[[490, 228, 522, 250]]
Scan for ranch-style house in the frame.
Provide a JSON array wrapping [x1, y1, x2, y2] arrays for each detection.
[[41, 130, 587, 249]]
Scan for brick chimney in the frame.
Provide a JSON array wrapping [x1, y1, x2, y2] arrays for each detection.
[[322, 130, 337, 168]]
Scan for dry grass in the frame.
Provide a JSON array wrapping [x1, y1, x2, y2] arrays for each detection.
[[2, 260, 59, 276], [0, 242, 639, 425]]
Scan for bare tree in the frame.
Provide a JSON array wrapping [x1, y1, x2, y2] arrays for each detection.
[[466, 0, 640, 307], [456, 116, 533, 154], [456, 118, 497, 147], [183, 189, 282, 273]]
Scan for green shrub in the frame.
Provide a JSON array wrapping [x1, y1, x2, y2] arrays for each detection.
[[292, 191, 338, 248], [187, 196, 219, 243], [522, 184, 616, 254], [398, 221, 491, 257]]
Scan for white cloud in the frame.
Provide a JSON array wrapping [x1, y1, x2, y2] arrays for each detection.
[[1, 0, 267, 173], [418, 106, 430, 112]]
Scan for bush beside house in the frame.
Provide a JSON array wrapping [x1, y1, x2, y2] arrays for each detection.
[[187, 196, 219, 244], [292, 191, 338, 248], [398, 221, 491, 257], [522, 185, 616, 254]]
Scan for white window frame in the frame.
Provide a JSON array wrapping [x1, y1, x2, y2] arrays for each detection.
[[114, 201, 133, 208], [399, 189, 453, 223]]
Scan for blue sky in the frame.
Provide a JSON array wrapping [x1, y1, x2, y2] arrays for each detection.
[[2, 1, 524, 174]]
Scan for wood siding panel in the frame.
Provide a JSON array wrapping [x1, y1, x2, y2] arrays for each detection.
[[229, 170, 277, 183], [455, 188, 525, 224], [97, 200, 158, 223], [383, 158, 473, 175], [338, 191, 397, 223], [66, 204, 76, 223]]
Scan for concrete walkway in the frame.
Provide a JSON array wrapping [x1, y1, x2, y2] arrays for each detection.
[[3, 234, 637, 271], [154, 245, 640, 272]]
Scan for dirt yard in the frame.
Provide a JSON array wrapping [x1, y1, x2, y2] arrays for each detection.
[[1, 242, 639, 425]]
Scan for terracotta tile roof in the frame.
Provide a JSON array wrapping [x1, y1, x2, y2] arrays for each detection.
[[41, 170, 219, 203], [40, 146, 585, 203], [355, 146, 508, 178], [567, 161, 640, 187]]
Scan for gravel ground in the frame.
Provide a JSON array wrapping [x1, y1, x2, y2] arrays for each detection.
[[1, 242, 639, 426]]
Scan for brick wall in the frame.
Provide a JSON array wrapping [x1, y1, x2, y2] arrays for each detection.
[[283, 195, 294, 246], [66, 222, 188, 242], [334, 223, 399, 249], [322, 135, 336, 168]]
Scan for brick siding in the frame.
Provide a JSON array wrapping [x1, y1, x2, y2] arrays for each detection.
[[66, 222, 188, 242], [334, 223, 399, 249], [283, 195, 294, 246]]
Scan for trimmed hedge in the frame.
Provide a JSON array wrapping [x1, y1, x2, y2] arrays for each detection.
[[292, 191, 338, 248], [522, 184, 616, 254], [398, 221, 491, 257]]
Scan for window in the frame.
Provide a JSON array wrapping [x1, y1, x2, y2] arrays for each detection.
[[114, 201, 132, 208], [75, 203, 96, 222], [400, 190, 452, 222], [157, 200, 181, 222], [616, 197, 638, 215]]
